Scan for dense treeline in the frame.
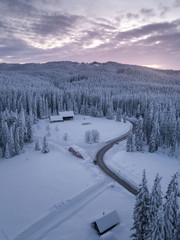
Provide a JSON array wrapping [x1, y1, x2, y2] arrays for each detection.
[[0, 61, 180, 158], [131, 171, 180, 240]]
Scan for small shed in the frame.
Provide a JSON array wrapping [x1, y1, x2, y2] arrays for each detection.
[[93, 210, 120, 235], [49, 115, 63, 123], [59, 111, 74, 121]]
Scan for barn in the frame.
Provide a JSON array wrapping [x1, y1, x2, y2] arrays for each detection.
[[49, 115, 63, 123], [92, 210, 120, 235], [59, 111, 74, 121], [50, 111, 74, 123]]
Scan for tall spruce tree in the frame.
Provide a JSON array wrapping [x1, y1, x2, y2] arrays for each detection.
[[149, 174, 163, 222], [14, 127, 20, 155], [18, 107, 26, 149], [164, 173, 179, 240], [1, 120, 9, 155], [116, 108, 122, 122], [9, 126, 15, 157], [106, 107, 113, 119], [131, 170, 150, 240], [35, 138, 40, 151], [151, 206, 165, 240], [126, 129, 134, 152], [5, 143, 10, 159], [149, 112, 160, 153], [42, 137, 49, 153], [149, 174, 163, 239], [135, 116, 144, 152], [164, 192, 177, 240], [26, 114, 33, 143]]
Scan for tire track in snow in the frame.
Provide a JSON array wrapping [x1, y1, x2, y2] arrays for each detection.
[[13, 180, 109, 240]]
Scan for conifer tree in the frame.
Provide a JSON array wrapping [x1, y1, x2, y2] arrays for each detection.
[[149, 174, 163, 238], [92, 129, 100, 143], [85, 130, 93, 144], [26, 115, 33, 143], [169, 116, 177, 156], [18, 107, 26, 149], [35, 138, 40, 150], [9, 126, 15, 157], [131, 170, 150, 239], [38, 95, 43, 119], [45, 98, 49, 117], [126, 129, 134, 152], [149, 113, 160, 153], [151, 206, 165, 240], [123, 113, 127, 123], [143, 103, 153, 145], [5, 143, 10, 159], [164, 192, 177, 240], [106, 106, 113, 119], [164, 173, 179, 240], [97, 110, 104, 118], [149, 127, 156, 153], [14, 127, 20, 155], [42, 137, 49, 153], [80, 104, 85, 115], [1, 120, 9, 155], [33, 94, 38, 123], [135, 116, 144, 152], [165, 172, 179, 199], [116, 108, 122, 122], [136, 104, 141, 118]]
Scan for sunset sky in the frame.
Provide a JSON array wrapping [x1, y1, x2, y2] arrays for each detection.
[[0, 0, 180, 69]]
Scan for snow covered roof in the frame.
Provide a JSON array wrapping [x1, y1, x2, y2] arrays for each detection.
[[50, 111, 74, 122], [99, 232, 116, 240], [59, 111, 74, 117], [94, 210, 120, 234], [50, 115, 63, 121]]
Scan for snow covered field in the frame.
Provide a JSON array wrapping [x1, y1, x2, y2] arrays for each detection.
[[0, 115, 179, 240], [0, 115, 131, 240], [34, 115, 131, 152], [36, 184, 135, 240]]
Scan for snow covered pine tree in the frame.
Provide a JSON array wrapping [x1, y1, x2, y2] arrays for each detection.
[[42, 137, 49, 153], [131, 170, 150, 240], [164, 173, 179, 240], [126, 128, 134, 152]]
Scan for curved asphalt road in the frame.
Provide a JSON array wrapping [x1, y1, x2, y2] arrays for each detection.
[[95, 120, 138, 196]]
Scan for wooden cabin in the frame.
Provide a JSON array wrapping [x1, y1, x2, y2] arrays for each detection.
[[49, 115, 63, 123], [50, 111, 74, 123], [59, 111, 74, 121], [92, 210, 120, 235]]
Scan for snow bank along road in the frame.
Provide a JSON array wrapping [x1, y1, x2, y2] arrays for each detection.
[[96, 120, 138, 196]]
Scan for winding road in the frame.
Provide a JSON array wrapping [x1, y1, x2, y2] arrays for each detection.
[[95, 120, 138, 196]]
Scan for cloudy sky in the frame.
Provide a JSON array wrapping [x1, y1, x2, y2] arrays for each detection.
[[0, 0, 180, 69]]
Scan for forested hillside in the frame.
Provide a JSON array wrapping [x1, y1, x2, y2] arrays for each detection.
[[0, 61, 180, 158]]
